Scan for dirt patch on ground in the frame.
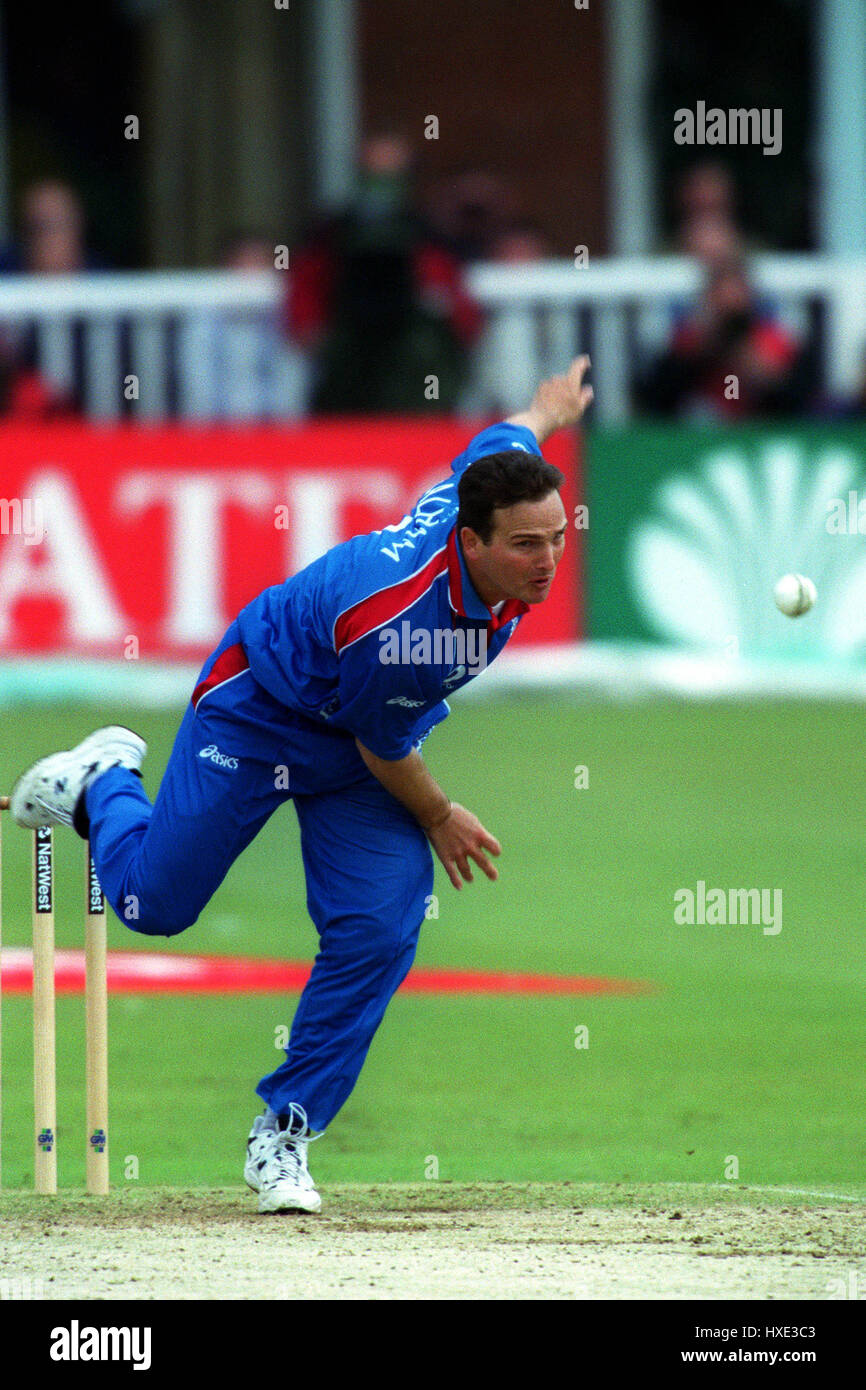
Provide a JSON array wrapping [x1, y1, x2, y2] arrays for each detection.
[[1, 1184, 863, 1300]]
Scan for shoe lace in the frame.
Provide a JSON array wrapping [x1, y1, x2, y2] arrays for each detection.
[[272, 1103, 322, 1186], [279, 1102, 323, 1142], [33, 792, 73, 826], [272, 1134, 309, 1185]]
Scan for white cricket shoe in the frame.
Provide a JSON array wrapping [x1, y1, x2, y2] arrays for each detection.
[[245, 1107, 322, 1214], [9, 725, 147, 829], [244, 1112, 279, 1192]]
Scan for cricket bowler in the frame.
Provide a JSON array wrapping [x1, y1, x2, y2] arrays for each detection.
[[9, 355, 593, 1213]]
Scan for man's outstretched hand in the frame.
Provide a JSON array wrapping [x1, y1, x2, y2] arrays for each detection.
[[424, 802, 501, 890], [507, 354, 594, 445]]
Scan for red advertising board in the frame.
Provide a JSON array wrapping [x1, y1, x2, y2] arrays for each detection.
[[0, 421, 581, 660]]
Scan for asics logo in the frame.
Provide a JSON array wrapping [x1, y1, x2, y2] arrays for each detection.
[[198, 744, 239, 769]]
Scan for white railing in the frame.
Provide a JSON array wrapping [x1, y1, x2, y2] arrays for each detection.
[[1, 256, 865, 423], [0, 272, 311, 422], [466, 255, 866, 421]]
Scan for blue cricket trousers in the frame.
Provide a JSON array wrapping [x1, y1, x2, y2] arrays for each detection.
[[83, 621, 434, 1133]]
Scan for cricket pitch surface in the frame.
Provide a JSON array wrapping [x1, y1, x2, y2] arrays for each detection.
[[2, 1183, 863, 1300]]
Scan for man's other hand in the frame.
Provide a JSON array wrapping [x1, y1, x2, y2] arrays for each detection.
[[424, 801, 501, 889]]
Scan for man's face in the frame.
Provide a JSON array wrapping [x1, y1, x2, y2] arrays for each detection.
[[23, 184, 83, 273], [461, 491, 568, 607]]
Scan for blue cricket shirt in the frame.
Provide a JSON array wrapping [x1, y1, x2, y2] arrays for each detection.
[[236, 421, 541, 759]]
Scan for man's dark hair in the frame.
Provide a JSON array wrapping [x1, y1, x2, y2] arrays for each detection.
[[457, 450, 564, 543]]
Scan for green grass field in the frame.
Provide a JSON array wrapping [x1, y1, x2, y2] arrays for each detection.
[[1, 695, 864, 1193]]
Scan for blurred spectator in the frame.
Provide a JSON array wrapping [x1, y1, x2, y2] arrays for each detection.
[[459, 221, 555, 417], [673, 163, 739, 253], [423, 167, 519, 263], [679, 211, 743, 271], [646, 162, 794, 385], [671, 162, 772, 263], [489, 220, 552, 264], [220, 231, 275, 273], [665, 163, 748, 334], [0, 178, 107, 416], [635, 255, 805, 420], [0, 179, 100, 274], [287, 133, 482, 413], [187, 229, 310, 420]]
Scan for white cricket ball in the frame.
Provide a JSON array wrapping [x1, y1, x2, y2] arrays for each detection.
[[774, 573, 817, 617]]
